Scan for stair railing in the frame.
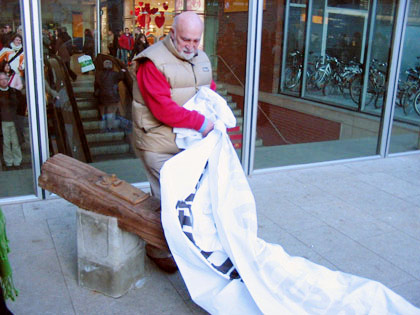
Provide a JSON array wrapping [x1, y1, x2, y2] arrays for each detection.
[[213, 54, 291, 144]]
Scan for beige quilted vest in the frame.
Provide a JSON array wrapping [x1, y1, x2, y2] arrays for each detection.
[[131, 35, 212, 154]]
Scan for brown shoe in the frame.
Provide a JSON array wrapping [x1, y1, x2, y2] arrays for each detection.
[[145, 244, 178, 273]]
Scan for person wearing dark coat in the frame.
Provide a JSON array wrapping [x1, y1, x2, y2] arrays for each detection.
[[55, 28, 77, 81], [131, 29, 149, 60], [94, 60, 126, 131], [82, 29, 94, 58]]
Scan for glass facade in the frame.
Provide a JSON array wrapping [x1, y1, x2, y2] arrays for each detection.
[[389, 0, 420, 153], [0, 0, 35, 198], [0, 0, 418, 202]]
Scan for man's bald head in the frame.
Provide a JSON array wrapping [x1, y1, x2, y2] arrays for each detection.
[[171, 11, 203, 60]]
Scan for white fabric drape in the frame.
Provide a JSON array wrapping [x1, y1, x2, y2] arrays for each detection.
[[160, 87, 419, 315]]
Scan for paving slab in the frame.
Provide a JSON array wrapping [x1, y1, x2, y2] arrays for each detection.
[[22, 198, 77, 222], [300, 200, 397, 241], [322, 240, 415, 288], [7, 249, 75, 314], [359, 231, 420, 280], [391, 280, 420, 308]]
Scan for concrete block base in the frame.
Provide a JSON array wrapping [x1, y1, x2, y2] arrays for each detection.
[[76, 207, 145, 298]]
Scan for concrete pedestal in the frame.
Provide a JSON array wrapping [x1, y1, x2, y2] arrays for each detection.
[[76, 207, 145, 298]]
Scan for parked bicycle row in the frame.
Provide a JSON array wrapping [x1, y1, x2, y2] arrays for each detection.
[[284, 51, 420, 117], [284, 51, 388, 109], [396, 56, 420, 116]]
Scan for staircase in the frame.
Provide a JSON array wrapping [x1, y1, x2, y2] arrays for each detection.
[[72, 75, 132, 162], [216, 83, 263, 149], [71, 76, 261, 162]]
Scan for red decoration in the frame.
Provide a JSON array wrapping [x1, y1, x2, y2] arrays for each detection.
[[155, 12, 165, 28], [130, 10, 133, 15], [139, 1, 143, 6], [137, 14, 146, 27], [135, 7, 140, 16], [163, 3, 169, 10], [150, 8, 158, 15], [144, 3, 151, 14]]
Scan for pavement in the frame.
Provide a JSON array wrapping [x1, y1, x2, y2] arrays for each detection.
[[2, 153, 420, 314]]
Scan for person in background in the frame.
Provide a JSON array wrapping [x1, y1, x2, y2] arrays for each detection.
[[0, 34, 25, 79], [0, 24, 13, 48], [55, 28, 77, 82], [82, 29, 95, 75], [118, 28, 133, 64], [131, 28, 149, 61], [131, 11, 216, 272], [0, 61, 23, 91], [0, 72, 24, 167], [106, 30, 116, 56], [94, 59, 126, 131], [16, 25, 23, 37], [42, 27, 55, 56], [82, 29, 94, 58]]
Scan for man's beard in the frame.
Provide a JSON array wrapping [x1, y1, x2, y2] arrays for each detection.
[[172, 36, 196, 60], [179, 50, 195, 60]]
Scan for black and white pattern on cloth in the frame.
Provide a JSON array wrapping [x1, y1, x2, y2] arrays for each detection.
[[175, 162, 241, 281]]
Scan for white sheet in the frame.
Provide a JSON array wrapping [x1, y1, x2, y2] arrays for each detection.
[[160, 87, 420, 314]]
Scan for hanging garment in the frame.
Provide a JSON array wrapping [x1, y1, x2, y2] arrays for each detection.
[[161, 88, 420, 315]]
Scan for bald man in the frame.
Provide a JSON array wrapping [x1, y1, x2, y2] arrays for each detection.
[[131, 11, 215, 272]]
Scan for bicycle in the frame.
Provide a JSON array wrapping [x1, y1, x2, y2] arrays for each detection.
[[349, 59, 387, 108], [322, 58, 362, 98]]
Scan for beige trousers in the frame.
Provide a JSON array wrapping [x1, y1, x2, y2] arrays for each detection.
[[2, 121, 22, 166], [138, 149, 176, 200]]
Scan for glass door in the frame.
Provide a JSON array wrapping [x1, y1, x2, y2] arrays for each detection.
[[39, 0, 249, 187], [0, 0, 36, 198]]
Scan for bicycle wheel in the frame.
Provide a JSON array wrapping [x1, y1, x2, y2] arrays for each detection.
[[322, 80, 337, 96], [367, 78, 377, 107], [401, 86, 417, 115], [350, 76, 362, 104], [350, 76, 376, 106], [413, 90, 420, 116], [284, 67, 301, 89]]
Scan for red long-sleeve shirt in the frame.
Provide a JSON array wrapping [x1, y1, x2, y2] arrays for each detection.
[[137, 59, 216, 131]]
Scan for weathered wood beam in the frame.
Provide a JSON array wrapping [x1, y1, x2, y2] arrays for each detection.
[[38, 153, 168, 250]]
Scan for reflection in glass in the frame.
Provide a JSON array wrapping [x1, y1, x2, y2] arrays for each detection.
[[390, 0, 420, 153], [255, 0, 398, 170], [0, 0, 35, 197], [40, 0, 246, 186]]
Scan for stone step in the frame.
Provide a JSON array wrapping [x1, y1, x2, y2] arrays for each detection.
[[74, 91, 95, 100], [73, 86, 94, 94], [80, 109, 99, 119], [223, 94, 232, 102], [86, 130, 125, 143], [217, 88, 228, 96], [82, 119, 121, 131], [90, 142, 130, 156], [228, 101, 237, 110], [232, 108, 242, 116], [77, 100, 97, 110]]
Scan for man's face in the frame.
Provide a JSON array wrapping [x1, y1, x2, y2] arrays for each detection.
[[5, 25, 11, 33], [171, 25, 202, 60], [125, 28, 129, 35], [0, 74, 9, 89]]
